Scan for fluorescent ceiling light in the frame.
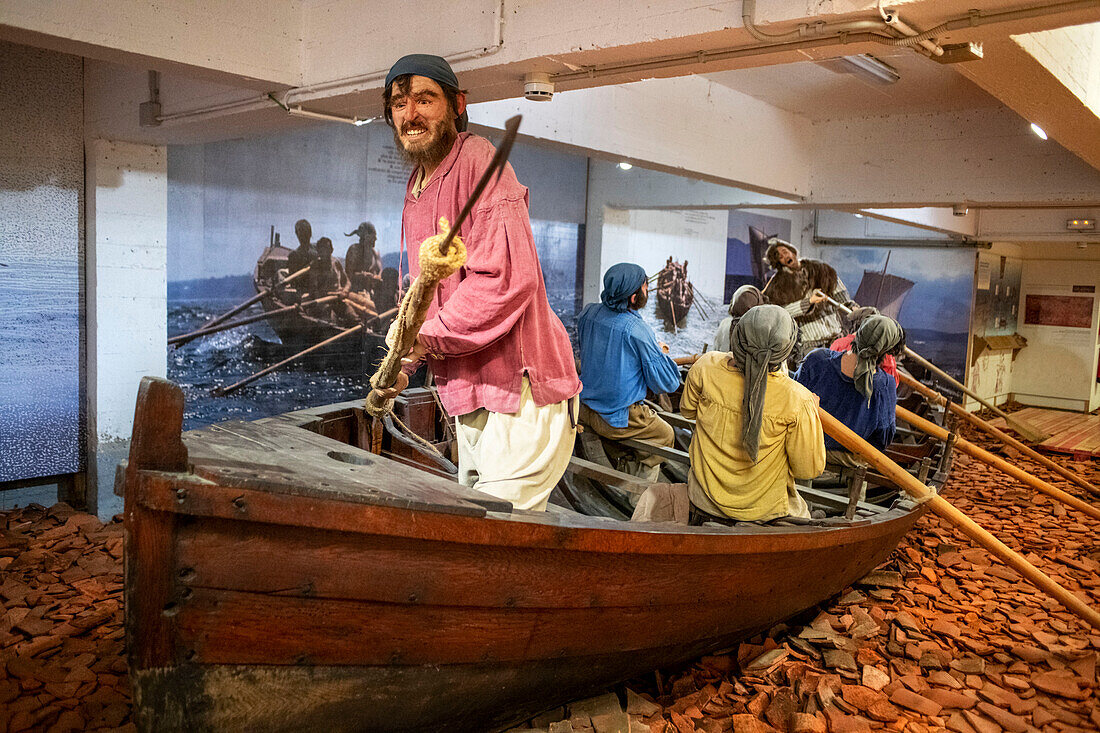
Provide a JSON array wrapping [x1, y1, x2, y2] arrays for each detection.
[[839, 54, 900, 84], [618, 162, 633, 171], [1030, 123, 1047, 140]]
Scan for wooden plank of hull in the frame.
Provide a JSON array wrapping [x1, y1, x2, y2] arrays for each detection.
[[131, 641, 749, 733], [174, 515, 906, 612], [136, 509, 915, 731], [135, 472, 918, 555]]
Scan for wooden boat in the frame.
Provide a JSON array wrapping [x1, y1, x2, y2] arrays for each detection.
[[654, 257, 695, 330], [122, 376, 943, 732]]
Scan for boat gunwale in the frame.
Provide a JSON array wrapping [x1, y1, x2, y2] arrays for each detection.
[[129, 460, 926, 557]]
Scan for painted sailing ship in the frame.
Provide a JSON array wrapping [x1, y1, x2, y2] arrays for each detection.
[[853, 269, 915, 321]]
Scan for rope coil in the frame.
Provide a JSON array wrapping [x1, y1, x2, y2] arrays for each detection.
[[365, 217, 466, 421]]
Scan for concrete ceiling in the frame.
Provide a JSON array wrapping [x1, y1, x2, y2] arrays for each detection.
[[702, 49, 1002, 122]]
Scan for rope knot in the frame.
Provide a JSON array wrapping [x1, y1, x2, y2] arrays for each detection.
[[419, 217, 467, 281]]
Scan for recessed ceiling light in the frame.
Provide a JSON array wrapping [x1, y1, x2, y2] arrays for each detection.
[[618, 162, 633, 171], [1030, 123, 1047, 140], [853, 213, 864, 218]]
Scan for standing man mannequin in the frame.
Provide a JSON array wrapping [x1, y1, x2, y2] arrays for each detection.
[[577, 263, 681, 482], [370, 54, 581, 512]]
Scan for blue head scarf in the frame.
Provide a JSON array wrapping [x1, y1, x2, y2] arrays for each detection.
[[386, 54, 468, 132], [600, 263, 648, 312]]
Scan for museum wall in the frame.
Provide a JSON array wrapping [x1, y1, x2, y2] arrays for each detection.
[[0, 42, 84, 483], [966, 247, 1024, 409], [166, 121, 587, 428], [1014, 258, 1100, 412]]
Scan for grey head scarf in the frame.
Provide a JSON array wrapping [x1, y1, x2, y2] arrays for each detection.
[[729, 304, 798, 462], [852, 314, 905, 405]]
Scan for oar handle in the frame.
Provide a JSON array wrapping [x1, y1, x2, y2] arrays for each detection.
[[897, 405, 1100, 520], [212, 323, 363, 396], [817, 406, 1100, 631], [897, 372, 1097, 493]]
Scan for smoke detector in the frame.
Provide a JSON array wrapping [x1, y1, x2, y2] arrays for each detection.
[[524, 72, 554, 102]]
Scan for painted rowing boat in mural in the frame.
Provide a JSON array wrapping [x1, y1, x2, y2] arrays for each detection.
[[654, 256, 695, 330], [121, 376, 948, 732]]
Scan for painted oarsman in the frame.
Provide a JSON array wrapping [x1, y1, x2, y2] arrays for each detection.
[[576, 263, 681, 482], [369, 54, 580, 512], [344, 221, 383, 293]]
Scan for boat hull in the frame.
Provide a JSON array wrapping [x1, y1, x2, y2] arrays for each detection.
[[123, 378, 923, 732]]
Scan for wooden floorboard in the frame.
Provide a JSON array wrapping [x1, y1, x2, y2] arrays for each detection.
[[991, 407, 1100, 458]]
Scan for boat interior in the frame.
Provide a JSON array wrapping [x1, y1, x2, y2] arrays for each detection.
[[238, 375, 954, 532]]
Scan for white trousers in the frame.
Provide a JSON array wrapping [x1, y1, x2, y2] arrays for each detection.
[[455, 378, 578, 512]]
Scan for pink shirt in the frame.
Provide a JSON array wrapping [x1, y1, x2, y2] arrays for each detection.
[[403, 133, 581, 416]]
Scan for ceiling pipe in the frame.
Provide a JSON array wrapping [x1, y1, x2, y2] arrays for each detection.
[[741, 0, 888, 42], [553, 0, 1094, 85], [157, 0, 1095, 126], [878, 0, 1098, 48], [881, 11, 944, 56], [157, 0, 505, 126]]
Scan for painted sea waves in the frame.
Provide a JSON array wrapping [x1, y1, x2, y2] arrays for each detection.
[[0, 259, 81, 481]]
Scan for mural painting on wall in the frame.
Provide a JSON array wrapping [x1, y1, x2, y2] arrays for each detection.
[[827, 246, 976, 382], [0, 252, 82, 483], [167, 123, 585, 430], [724, 212, 793, 300]]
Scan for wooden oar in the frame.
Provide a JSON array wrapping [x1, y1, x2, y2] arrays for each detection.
[[814, 289, 1050, 443], [673, 354, 700, 366], [172, 266, 311, 347], [211, 324, 363, 396], [895, 405, 1099, 520], [818, 407, 1100, 631], [168, 295, 338, 345], [899, 372, 1100, 498]]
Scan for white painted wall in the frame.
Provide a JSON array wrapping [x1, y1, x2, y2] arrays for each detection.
[[0, 0, 302, 86], [1013, 259, 1100, 412], [1015, 23, 1100, 119], [87, 140, 168, 440], [472, 75, 815, 199], [810, 107, 1100, 207]]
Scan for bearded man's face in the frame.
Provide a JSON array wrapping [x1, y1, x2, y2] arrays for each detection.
[[388, 75, 459, 171], [777, 245, 800, 270]]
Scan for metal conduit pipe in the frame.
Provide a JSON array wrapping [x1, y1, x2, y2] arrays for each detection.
[[556, 0, 1097, 86], [882, 11, 944, 56], [741, 0, 890, 42], [550, 31, 894, 84], [879, 0, 1099, 47], [157, 0, 506, 126]]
